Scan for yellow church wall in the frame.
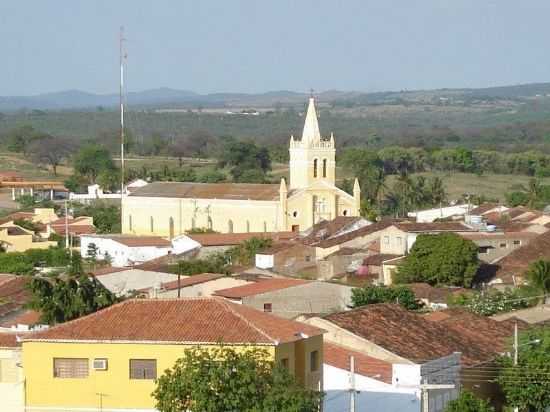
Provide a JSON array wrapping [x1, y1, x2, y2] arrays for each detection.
[[122, 196, 283, 236], [23, 341, 281, 411]]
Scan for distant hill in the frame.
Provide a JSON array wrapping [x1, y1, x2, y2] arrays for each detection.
[[1, 82, 550, 112]]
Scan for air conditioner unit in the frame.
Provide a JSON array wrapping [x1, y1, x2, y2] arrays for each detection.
[[93, 358, 108, 370]]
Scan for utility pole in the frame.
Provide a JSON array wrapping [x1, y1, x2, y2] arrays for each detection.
[[349, 355, 355, 412], [119, 26, 126, 232], [64, 200, 69, 249]]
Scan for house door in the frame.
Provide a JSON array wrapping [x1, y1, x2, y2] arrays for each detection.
[[292, 225, 300, 232]]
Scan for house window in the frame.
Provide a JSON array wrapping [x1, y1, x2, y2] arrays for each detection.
[[53, 358, 89, 379], [384, 236, 389, 245], [478, 246, 490, 254], [313, 159, 318, 178], [129, 359, 157, 380], [310, 350, 319, 372], [322, 158, 327, 178], [513, 240, 521, 246], [263, 303, 272, 312], [499, 242, 507, 248], [280, 358, 289, 369], [228, 220, 234, 233], [305, 255, 311, 262], [396, 236, 402, 245], [150, 216, 154, 233]]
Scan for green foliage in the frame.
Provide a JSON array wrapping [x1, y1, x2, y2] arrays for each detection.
[[505, 190, 529, 207], [152, 345, 321, 412], [197, 168, 225, 183], [72, 202, 120, 234], [72, 143, 115, 183], [340, 148, 385, 202], [395, 233, 479, 287], [0, 247, 70, 274], [218, 140, 271, 182], [4, 125, 46, 153], [498, 327, 550, 411], [13, 218, 40, 234], [443, 391, 494, 412], [448, 287, 537, 316], [226, 237, 273, 267], [174, 254, 228, 276], [351, 284, 422, 310], [27, 274, 118, 325], [525, 259, 550, 294]]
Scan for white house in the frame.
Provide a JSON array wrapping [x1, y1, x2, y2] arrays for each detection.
[[80, 234, 200, 267], [408, 204, 474, 223]]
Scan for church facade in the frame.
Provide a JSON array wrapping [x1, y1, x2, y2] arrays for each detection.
[[121, 98, 360, 236]]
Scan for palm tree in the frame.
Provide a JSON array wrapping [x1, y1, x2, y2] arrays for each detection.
[[526, 178, 542, 209], [526, 259, 550, 297]]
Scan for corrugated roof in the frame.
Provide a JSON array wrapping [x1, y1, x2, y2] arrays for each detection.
[[129, 181, 280, 201], [214, 278, 310, 299], [24, 298, 323, 345]]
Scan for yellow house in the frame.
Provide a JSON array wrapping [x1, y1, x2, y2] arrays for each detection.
[[122, 97, 361, 236], [23, 297, 324, 412], [0, 224, 57, 252]]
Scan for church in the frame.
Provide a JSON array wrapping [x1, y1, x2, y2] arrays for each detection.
[[121, 97, 361, 236]]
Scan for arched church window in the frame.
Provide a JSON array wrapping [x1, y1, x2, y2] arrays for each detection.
[[128, 215, 132, 231], [246, 220, 250, 232], [292, 211, 298, 218], [343, 210, 348, 216], [313, 159, 318, 178], [150, 216, 154, 233], [263, 221, 267, 232], [207, 217, 213, 230], [169, 217, 175, 239], [191, 217, 196, 229], [228, 219, 234, 233], [322, 159, 327, 178]]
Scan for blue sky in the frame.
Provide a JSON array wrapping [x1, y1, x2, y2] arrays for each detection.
[[1, 0, 550, 95]]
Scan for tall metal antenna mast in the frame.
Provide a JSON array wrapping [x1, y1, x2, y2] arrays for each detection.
[[119, 26, 126, 230]]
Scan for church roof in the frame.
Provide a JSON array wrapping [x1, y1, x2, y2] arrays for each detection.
[[301, 97, 321, 144], [128, 182, 280, 201]]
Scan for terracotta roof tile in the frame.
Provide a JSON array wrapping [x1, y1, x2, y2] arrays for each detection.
[[0, 309, 41, 327], [0, 332, 19, 348], [408, 283, 469, 304], [214, 278, 310, 299], [469, 203, 500, 215], [129, 181, 281, 201], [494, 230, 550, 282], [160, 273, 225, 291], [394, 222, 474, 233], [24, 298, 323, 345], [324, 342, 392, 384], [324, 304, 498, 366], [313, 220, 396, 249]]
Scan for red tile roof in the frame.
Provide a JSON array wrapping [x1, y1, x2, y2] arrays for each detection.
[[188, 232, 296, 247], [324, 304, 499, 366], [313, 220, 396, 249], [129, 181, 281, 201], [51, 225, 96, 235], [0, 332, 19, 348], [408, 283, 469, 304], [324, 342, 392, 384], [494, 230, 550, 283], [214, 278, 310, 299], [0, 276, 32, 319], [301, 217, 365, 246], [0, 309, 41, 327], [24, 298, 323, 345], [160, 273, 225, 291], [394, 222, 474, 233]]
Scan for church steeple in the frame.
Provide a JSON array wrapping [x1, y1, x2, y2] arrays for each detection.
[[301, 97, 321, 145]]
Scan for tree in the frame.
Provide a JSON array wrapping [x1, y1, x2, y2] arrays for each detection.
[[28, 136, 76, 176], [340, 148, 385, 203], [28, 274, 117, 324], [218, 140, 272, 182], [444, 391, 494, 412], [72, 144, 115, 183], [351, 285, 422, 310], [72, 202, 120, 233], [152, 345, 321, 412], [395, 233, 479, 287], [526, 259, 550, 295], [4, 125, 44, 153], [498, 327, 550, 411], [225, 237, 272, 267]]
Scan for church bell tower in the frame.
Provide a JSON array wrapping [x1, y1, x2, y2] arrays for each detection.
[[289, 97, 336, 189]]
